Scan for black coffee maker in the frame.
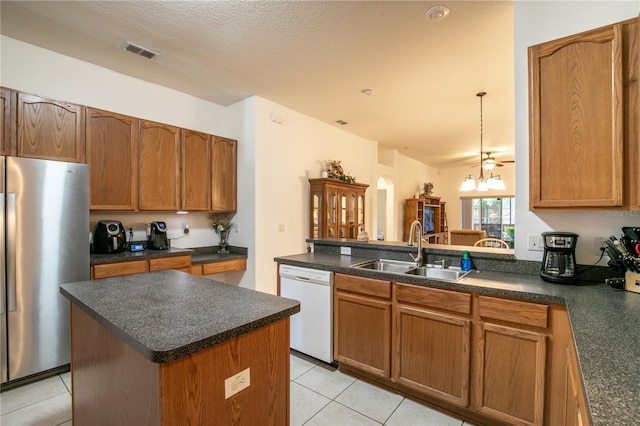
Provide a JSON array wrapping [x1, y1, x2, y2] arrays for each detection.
[[541, 232, 579, 283], [92, 221, 127, 254], [146, 221, 169, 250]]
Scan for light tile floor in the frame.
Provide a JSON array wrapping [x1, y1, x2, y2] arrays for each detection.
[[1, 352, 475, 426]]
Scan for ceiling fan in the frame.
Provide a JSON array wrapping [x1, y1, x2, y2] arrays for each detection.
[[475, 151, 515, 170]]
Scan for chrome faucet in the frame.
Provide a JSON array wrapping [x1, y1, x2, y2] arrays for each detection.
[[407, 220, 424, 266], [435, 259, 446, 269]]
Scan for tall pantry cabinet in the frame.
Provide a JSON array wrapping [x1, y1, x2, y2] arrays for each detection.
[[528, 17, 639, 210]]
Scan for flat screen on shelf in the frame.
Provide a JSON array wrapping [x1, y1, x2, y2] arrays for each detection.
[[423, 207, 435, 233]]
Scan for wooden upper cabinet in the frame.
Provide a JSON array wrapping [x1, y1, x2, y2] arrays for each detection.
[[86, 108, 138, 211], [181, 129, 211, 211], [211, 136, 237, 212], [1, 87, 15, 156], [16, 92, 85, 163], [138, 120, 181, 211], [529, 18, 638, 209]]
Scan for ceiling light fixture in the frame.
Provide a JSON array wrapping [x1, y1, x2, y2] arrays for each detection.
[[425, 5, 450, 21], [460, 92, 505, 192], [361, 88, 373, 96]]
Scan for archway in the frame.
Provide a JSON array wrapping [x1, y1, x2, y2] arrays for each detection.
[[376, 176, 395, 241]]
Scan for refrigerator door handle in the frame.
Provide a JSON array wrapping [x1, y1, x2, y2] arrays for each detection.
[[7, 192, 17, 312]]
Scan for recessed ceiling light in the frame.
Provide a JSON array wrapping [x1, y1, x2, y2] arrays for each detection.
[[425, 5, 450, 21]]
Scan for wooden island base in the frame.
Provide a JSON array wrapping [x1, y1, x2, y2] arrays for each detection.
[[70, 305, 290, 425]]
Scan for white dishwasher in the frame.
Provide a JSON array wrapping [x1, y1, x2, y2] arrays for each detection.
[[279, 264, 334, 364]]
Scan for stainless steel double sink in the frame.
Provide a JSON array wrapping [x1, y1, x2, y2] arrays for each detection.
[[349, 258, 470, 282]]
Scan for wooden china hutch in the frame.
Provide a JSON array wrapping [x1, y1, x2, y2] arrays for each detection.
[[309, 178, 368, 239]]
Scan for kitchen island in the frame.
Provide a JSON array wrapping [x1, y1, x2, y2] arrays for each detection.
[[60, 270, 300, 425]]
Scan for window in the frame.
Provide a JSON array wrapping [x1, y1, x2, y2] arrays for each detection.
[[461, 197, 515, 247]]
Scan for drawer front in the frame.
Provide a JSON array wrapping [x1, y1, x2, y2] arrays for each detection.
[[148, 255, 191, 272], [93, 260, 147, 279], [335, 273, 392, 299], [395, 283, 472, 315], [478, 295, 548, 328], [202, 258, 247, 275]]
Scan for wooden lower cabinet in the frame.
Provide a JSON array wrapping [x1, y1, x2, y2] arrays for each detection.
[[191, 258, 247, 275], [394, 283, 471, 408], [333, 273, 590, 426], [475, 322, 546, 426], [92, 255, 191, 279], [394, 305, 471, 407], [334, 273, 392, 378]]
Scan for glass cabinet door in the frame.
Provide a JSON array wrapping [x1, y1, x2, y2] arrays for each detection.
[[357, 194, 364, 230], [328, 190, 337, 238], [339, 193, 347, 238], [311, 192, 321, 238], [347, 193, 357, 238]]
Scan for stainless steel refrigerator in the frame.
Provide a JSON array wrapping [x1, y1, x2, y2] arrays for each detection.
[[1, 156, 89, 385]]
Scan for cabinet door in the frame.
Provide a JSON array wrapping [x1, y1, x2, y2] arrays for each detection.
[[138, 120, 180, 211], [529, 24, 624, 208], [326, 186, 338, 238], [1, 87, 14, 156], [476, 322, 546, 426], [181, 129, 211, 211], [334, 291, 391, 378], [211, 136, 237, 212], [16, 92, 85, 163], [394, 305, 471, 407], [86, 108, 138, 210]]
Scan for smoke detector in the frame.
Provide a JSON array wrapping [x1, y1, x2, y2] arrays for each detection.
[[123, 42, 159, 59]]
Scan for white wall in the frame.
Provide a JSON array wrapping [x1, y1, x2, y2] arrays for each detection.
[[246, 103, 436, 293], [1, 35, 432, 294], [513, 2, 640, 264]]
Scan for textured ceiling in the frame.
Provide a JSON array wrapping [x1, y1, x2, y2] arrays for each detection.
[[0, 1, 515, 169]]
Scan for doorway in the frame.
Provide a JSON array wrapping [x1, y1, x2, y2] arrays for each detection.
[[376, 176, 395, 241]]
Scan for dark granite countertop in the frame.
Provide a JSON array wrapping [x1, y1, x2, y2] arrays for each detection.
[[90, 245, 247, 265], [274, 251, 640, 426], [60, 270, 299, 363]]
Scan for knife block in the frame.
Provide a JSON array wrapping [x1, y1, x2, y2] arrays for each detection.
[[625, 271, 640, 294]]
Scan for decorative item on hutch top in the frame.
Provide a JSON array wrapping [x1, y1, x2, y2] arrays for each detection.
[[211, 214, 234, 253]]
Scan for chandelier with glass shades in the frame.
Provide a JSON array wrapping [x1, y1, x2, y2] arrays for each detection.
[[460, 92, 506, 191]]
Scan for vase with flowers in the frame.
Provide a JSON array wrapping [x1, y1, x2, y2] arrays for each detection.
[[211, 214, 234, 254]]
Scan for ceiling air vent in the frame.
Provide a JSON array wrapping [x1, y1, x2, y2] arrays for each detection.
[[123, 42, 159, 59]]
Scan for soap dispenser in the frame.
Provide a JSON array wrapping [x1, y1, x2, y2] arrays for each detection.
[[460, 250, 472, 272]]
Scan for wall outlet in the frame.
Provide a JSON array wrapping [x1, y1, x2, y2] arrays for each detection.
[[278, 224, 285, 232], [595, 236, 608, 255], [527, 234, 544, 251], [182, 222, 189, 235], [224, 368, 250, 399], [340, 246, 352, 255]]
